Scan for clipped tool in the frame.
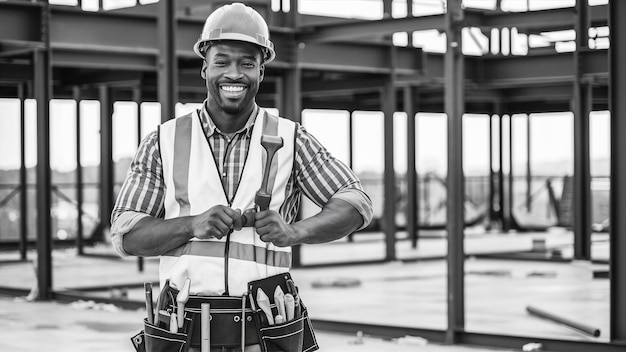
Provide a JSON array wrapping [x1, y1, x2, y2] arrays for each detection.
[[256, 288, 275, 325], [177, 278, 191, 329], [201, 303, 211, 352], [284, 293, 295, 321], [256, 135, 284, 211], [154, 279, 170, 325], [238, 134, 284, 228], [274, 286, 286, 322], [144, 282, 154, 323], [170, 312, 178, 333]]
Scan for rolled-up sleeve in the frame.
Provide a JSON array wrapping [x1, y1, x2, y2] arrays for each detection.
[[331, 187, 373, 231], [295, 124, 373, 230], [110, 130, 164, 257]]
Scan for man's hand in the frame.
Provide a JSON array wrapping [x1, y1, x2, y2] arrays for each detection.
[[254, 210, 300, 247], [192, 205, 241, 240]]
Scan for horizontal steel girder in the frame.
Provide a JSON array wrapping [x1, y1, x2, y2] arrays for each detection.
[[0, 2, 609, 109], [0, 2, 43, 43], [297, 5, 607, 42]]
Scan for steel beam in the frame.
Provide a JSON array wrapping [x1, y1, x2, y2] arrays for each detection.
[[298, 42, 422, 74], [297, 5, 607, 43], [465, 5, 607, 32], [19, 83, 27, 260], [0, 2, 43, 43], [507, 115, 514, 229], [382, 44, 396, 262], [488, 115, 496, 224], [132, 86, 145, 273], [158, 0, 177, 123], [405, 86, 418, 248], [99, 85, 114, 237], [610, 0, 626, 343], [572, 0, 592, 259], [525, 115, 531, 212], [73, 86, 84, 255], [34, 3, 53, 301], [298, 14, 445, 43], [0, 63, 33, 83], [445, 0, 465, 344]]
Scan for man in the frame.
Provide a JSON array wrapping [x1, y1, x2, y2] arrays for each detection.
[[112, 2, 372, 351]]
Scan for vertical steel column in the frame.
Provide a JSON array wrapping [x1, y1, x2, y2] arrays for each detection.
[[445, 0, 465, 343], [35, 2, 53, 300], [526, 115, 532, 212], [18, 83, 28, 260], [405, 86, 419, 248], [609, 0, 626, 342], [383, 0, 392, 18], [282, 0, 300, 121], [99, 85, 114, 236], [158, 0, 178, 123], [346, 111, 355, 243], [488, 114, 495, 226], [73, 86, 84, 255], [508, 115, 514, 229], [286, 0, 303, 266], [573, 0, 592, 259], [498, 112, 508, 231], [348, 111, 354, 170], [133, 86, 144, 272], [382, 45, 397, 262], [282, 65, 301, 122]]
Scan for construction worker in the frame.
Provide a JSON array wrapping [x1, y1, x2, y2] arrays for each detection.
[[111, 2, 372, 352]]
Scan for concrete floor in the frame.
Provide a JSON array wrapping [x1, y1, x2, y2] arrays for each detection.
[[0, 296, 516, 352], [0, 229, 611, 351]]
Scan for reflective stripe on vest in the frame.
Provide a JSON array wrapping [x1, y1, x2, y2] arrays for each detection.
[[158, 108, 295, 295]]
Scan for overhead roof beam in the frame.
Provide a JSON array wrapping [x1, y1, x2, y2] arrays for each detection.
[[298, 14, 445, 42], [465, 5, 607, 32], [296, 5, 607, 43]]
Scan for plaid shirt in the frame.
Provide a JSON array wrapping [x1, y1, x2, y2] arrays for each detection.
[[112, 103, 371, 226]]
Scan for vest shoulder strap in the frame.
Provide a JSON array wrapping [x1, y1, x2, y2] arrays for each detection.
[[262, 110, 279, 136]]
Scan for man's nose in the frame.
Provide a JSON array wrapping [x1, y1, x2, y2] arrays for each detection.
[[224, 63, 244, 78]]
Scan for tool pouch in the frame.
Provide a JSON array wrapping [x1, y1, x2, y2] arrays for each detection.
[[182, 296, 258, 348], [248, 272, 319, 352], [144, 317, 192, 352], [131, 281, 193, 352], [130, 317, 192, 352]]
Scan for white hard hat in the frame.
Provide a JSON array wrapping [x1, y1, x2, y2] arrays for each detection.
[[193, 2, 276, 63]]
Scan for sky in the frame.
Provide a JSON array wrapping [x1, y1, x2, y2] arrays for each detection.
[[0, 0, 611, 176]]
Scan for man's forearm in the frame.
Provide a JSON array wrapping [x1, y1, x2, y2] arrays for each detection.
[[292, 198, 363, 245], [123, 216, 194, 257]]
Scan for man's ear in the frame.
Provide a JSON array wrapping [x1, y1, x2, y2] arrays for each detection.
[[259, 64, 265, 82], [200, 61, 207, 79]]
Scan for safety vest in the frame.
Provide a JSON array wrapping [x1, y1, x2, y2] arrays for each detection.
[[158, 108, 296, 296]]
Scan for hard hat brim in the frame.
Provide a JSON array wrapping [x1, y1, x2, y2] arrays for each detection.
[[193, 36, 276, 63]]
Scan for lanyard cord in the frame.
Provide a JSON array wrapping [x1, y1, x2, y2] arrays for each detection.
[[224, 229, 232, 296]]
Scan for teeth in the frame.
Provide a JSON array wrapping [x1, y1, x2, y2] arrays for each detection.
[[221, 86, 244, 92]]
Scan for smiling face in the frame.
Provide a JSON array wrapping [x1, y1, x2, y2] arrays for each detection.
[[202, 41, 265, 131]]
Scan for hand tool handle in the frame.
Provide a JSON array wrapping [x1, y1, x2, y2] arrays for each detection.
[[284, 293, 295, 321], [201, 303, 211, 352], [177, 302, 185, 329], [144, 283, 154, 323], [170, 313, 178, 333]]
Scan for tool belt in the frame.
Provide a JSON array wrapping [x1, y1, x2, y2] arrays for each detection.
[[131, 273, 319, 352]]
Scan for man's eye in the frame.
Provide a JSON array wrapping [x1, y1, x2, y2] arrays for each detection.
[[242, 62, 256, 69], [213, 61, 227, 66]]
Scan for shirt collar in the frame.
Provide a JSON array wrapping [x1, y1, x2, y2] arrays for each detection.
[[199, 100, 258, 138]]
